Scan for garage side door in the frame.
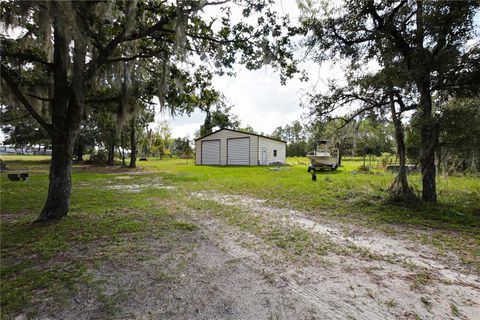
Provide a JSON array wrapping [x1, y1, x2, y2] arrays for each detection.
[[201, 140, 220, 165], [227, 138, 250, 165]]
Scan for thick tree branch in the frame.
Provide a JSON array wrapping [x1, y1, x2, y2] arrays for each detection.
[[85, 16, 172, 80], [312, 90, 388, 130], [187, 32, 250, 45], [432, 28, 448, 57], [400, 11, 416, 31], [331, 26, 372, 46], [366, 2, 413, 68], [1, 64, 54, 136], [386, 0, 407, 24], [0, 113, 31, 123], [367, 1, 384, 28], [104, 54, 154, 63], [341, 92, 389, 109], [3, 51, 54, 69], [28, 94, 53, 102], [332, 101, 385, 129], [394, 92, 417, 112], [205, 0, 230, 6]]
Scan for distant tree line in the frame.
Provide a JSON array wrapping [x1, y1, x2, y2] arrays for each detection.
[[271, 117, 395, 160], [1, 0, 302, 221], [298, 0, 480, 202]]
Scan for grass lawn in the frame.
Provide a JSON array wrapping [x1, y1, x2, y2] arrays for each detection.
[[141, 157, 480, 270], [1, 155, 479, 318], [141, 157, 480, 230], [1, 156, 198, 318]]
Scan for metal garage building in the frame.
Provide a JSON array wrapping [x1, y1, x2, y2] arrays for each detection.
[[195, 128, 286, 166]]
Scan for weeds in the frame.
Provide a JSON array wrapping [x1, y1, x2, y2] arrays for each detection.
[[450, 303, 460, 317], [0, 159, 199, 318], [1, 155, 479, 317]]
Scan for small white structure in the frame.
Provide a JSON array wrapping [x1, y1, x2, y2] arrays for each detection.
[[195, 128, 286, 166]]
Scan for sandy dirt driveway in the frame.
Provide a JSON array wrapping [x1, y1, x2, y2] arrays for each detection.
[[187, 191, 479, 320], [31, 190, 479, 320]]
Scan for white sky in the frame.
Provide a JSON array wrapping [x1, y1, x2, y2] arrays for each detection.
[[157, 61, 338, 138], [156, 0, 346, 139], [2, 1, 478, 143], [156, 2, 480, 139]]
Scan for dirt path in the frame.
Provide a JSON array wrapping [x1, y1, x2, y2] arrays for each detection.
[[24, 189, 479, 320], [31, 219, 319, 320], [191, 191, 480, 320]]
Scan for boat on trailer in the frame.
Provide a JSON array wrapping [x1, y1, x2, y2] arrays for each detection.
[[307, 140, 338, 180]]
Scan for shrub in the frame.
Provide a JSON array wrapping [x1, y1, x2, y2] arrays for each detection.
[[358, 164, 370, 172], [86, 150, 108, 164]]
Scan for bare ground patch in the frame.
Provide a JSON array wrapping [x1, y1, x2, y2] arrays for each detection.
[[4, 188, 478, 319], [103, 177, 175, 193], [190, 191, 480, 320], [105, 183, 175, 193], [33, 231, 320, 320]]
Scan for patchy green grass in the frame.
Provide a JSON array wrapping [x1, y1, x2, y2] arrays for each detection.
[[0, 156, 198, 318], [1, 155, 479, 317], [450, 303, 460, 317], [139, 157, 480, 270], [140, 157, 480, 230], [185, 197, 336, 261]]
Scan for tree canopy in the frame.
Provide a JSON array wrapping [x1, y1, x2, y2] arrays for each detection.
[[299, 0, 480, 202], [1, 0, 303, 220]]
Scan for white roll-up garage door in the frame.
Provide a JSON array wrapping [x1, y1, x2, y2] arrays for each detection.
[[201, 140, 220, 165], [227, 138, 250, 165]]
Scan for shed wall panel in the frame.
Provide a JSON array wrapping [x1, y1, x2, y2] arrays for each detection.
[[227, 138, 250, 165], [195, 129, 283, 166], [201, 140, 221, 165], [258, 137, 286, 164], [195, 140, 201, 165]]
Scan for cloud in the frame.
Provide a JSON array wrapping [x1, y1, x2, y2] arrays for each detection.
[[212, 67, 305, 134], [152, 1, 349, 139]]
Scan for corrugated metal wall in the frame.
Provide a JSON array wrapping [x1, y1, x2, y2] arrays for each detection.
[[227, 138, 250, 165], [201, 140, 221, 165], [195, 129, 285, 165], [258, 136, 286, 164]]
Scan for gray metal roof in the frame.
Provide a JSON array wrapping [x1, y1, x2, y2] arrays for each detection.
[[195, 128, 286, 143]]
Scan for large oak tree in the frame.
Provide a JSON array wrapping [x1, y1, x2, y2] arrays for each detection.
[[299, 0, 480, 202], [1, 0, 301, 220]]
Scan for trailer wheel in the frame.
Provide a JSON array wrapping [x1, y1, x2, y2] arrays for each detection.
[[331, 165, 337, 171]]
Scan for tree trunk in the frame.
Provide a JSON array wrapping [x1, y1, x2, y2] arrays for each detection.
[[119, 146, 126, 167], [129, 119, 137, 168], [412, 2, 437, 202], [352, 135, 356, 157], [120, 132, 126, 167], [37, 135, 75, 221], [417, 80, 437, 202], [36, 17, 85, 221], [107, 143, 115, 166], [388, 91, 415, 201], [201, 109, 212, 136], [76, 142, 84, 161], [436, 145, 442, 175]]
